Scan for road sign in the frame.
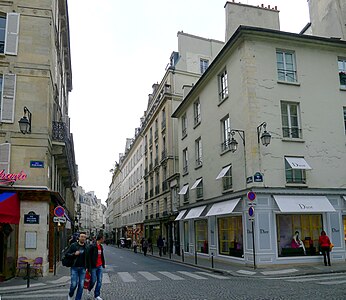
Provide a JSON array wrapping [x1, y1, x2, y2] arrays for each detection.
[[53, 216, 66, 223], [54, 206, 65, 217], [247, 191, 256, 201], [248, 206, 255, 217]]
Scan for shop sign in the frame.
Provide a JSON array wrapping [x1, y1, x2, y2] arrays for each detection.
[[0, 170, 27, 185], [253, 172, 263, 182], [30, 161, 44, 168], [24, 211, 39, 224]]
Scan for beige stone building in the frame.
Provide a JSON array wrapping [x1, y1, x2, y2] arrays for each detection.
[[0, 0, 77, 279], [172, 2, 346, 266]]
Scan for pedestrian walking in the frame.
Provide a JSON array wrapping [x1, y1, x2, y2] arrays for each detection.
[[87, 233, 106, 300], [142, 239, 149, 256], [157, 235, 164, 256], [319, 230, 332, 266], [66, 232, 88, 300], [133, 240, 138, 253]]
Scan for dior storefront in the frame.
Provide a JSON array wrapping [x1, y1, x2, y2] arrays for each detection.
[[177, 189, 346, 266]]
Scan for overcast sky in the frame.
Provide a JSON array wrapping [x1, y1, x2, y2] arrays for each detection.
[[68, 0, 310, 203]]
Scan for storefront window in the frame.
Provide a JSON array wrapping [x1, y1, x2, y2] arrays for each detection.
[[218, 216, 243, 257], [195, 219, 208, 253], [277, 214, 322, 257], [184, 221, 189, 252]]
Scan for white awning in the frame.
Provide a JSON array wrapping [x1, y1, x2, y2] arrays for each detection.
[[206, 198, 241, 217], [175, 209, 187, 221], [216, 165, 231, 180], [343, 196, 346, 201], [285, 157, 312, 169], [273, 195, 335, 213], [185, 205, 206, 220], [191, 178, 202, 190], [178, 185, 189, 195]]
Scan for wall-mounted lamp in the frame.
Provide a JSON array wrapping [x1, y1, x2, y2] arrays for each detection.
[[18, 106, 32, 134], [257, 122, 271, 146], [228, 129, 245, 153]]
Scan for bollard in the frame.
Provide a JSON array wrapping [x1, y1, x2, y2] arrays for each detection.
[[211, 252, 214, 269], [181, 249, 184, 262], [151, 246, 154, 256], [195, 251, 197, 265]]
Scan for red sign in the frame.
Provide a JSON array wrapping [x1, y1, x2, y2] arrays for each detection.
[[0, 170, 27, 185], [54, 206, 65, 217], [247, 191, 256, 201]]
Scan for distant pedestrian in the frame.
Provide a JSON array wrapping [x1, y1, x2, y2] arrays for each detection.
[[67, 232, 87, 300], [319, 230, 331, 266], [157, 235, 164, 256], [87, 233, 106, 300], [142, 239, 149, 256], [133, 240, 138, 253], [163, 237, 167, 255]]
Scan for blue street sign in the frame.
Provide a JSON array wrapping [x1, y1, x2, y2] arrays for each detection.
[[248, 206, 255, 217], [30, 161, 44, 168]]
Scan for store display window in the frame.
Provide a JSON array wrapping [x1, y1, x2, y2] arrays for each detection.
[[277, 214, 322, 257], [195, 219, 208, 253], [218, 216, 243, 257]]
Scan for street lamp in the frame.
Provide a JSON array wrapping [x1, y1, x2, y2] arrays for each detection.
[[228, 129, 245, 153], [257, 122, 271, 146], [18, 106, 32, 134]]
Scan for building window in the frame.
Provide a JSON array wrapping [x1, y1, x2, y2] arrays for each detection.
[[276, 50, 297, 82], [218, 216, 243, 257], [200, 58, 209, 74], [338, 58, 346, 88], [221, 115, 230, 151], [277, 214, 322, 257], [195, 219, 208, 253], [161, 108, 166, 130], [182, 114, 187, 138], [221, 165, 232, 191], [281, 102, 301, 138], [218, 69, 228, 101], [195, 137, 202, 167], [183, 187, 189, 203], [183, 148, 188, 174], [343, 107, 346, 134], [196, 179, 203, 199], [285, 157, 306, 184], [194, 99, 201, 126]]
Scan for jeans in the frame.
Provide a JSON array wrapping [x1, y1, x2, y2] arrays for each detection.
[[69, 267, 86, 300], [321, 246, 331, 266], [89, 266, 103, 298]]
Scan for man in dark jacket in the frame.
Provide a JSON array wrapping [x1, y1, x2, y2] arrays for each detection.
[[67, 232, 87, 300], [87, 233, 105, 300]]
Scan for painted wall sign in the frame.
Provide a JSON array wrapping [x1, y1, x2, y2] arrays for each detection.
[[24, 211, 39, 224], [0, 170, 27, 185], [30, 161, 44, 168]]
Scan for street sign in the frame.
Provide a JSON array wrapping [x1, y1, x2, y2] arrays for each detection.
[[54, 206, 65, 217], [253, 172, 263, 182], [53, 216, 66, 223], [247, 191, 256, 201], [248, 206, 255, 217]]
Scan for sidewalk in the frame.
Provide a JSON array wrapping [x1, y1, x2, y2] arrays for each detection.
[[1, 246, 346, 295]]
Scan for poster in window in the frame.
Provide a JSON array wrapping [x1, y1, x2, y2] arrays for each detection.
[[25, 231, 37, 249]]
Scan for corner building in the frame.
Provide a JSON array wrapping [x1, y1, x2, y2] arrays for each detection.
[[172, 2, 346, 266], [0, 0, 77, 279]]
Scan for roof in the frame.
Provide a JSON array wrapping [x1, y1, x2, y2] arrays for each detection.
[[172, 25, 346, 118]]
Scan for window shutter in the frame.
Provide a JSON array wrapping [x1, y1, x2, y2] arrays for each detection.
[[5, 13, 20, 55], [0, 74, 16, 123], [0, 143, 10, 173]]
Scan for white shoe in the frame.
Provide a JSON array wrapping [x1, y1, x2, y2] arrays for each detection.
[[67, 295, 72, 300], [87, 290, 92, 299], [95, 297, 103, 300]]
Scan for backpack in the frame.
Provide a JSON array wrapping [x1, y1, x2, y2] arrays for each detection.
[[62, 244, 77, 267]]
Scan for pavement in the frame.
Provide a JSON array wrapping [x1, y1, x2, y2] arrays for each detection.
[[1, 245, 346, 296]]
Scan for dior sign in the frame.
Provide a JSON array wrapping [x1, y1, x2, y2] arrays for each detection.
[[298, 203, 313, 210]]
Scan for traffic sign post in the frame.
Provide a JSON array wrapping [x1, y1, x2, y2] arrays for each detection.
[[54, 206, 65, 217], [247, 191, 256, 269], [53, 216, 66, 223]]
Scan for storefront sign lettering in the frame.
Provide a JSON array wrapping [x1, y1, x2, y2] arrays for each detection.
[[332, 227, 340, 233], [0, 170, 27, 185], [260, 229, 269, 234], [298, 203, 313, 210]]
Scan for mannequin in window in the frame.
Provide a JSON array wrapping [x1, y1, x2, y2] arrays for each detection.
[[291, 231, 306, 255]]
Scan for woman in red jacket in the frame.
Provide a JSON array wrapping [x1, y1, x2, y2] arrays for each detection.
[[319, 230, 331, 266]]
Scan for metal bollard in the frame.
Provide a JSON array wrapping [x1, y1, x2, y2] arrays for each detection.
[[181, 249, 184, 262], [211, 253, 214, 269], [195, 251, 197, 265]]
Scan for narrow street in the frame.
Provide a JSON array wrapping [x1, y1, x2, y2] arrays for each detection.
[[2, 246, 346, 300]]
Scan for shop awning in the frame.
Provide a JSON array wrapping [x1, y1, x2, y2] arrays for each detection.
[[178, 185, 189, 195], [191, 178, 202, 190], [273, 195, 335, 213], [0, 192, 20, 224], [343, 196, 346, 201], [216, 165, 231, 180], [206, 198, 241, 216], [285, 157, 312, 169], [175, 209, 187, 221], [184, 205, 206, 220]]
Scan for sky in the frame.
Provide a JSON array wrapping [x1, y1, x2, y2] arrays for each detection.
[[67, 0, 310, 203]]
